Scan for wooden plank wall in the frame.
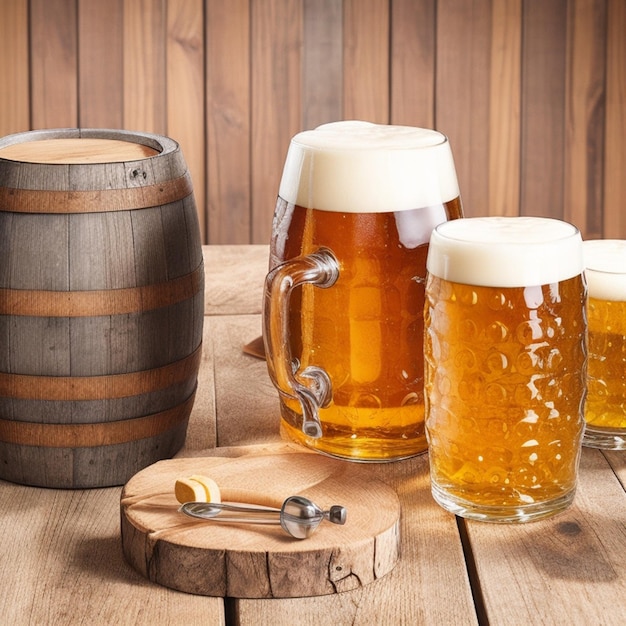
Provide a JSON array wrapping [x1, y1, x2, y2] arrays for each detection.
[[0, 0, 624, 244]]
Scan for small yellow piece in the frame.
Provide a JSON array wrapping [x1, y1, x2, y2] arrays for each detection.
[[174, 474, 222, 504], [189, 474, 221, 503]]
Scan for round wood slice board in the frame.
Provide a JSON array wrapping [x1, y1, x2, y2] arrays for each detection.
[[121, 452, 401, 598]]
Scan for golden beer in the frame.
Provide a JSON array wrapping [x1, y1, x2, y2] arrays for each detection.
[[424, 217, 586, 522], [265, 121, 462, 461], [583, 240, 626, 449]]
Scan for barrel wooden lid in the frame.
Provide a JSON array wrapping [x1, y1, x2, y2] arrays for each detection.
[[0, 138, 159, 163], [121, 452, 401, 598]]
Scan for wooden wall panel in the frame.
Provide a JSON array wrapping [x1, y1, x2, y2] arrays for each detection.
[[343, 0, 389, 123], [30, 0, 78, 128], [520, 0, 568, 220], [0, 0, 624, 244], [78, 0, 123, 128], [564, 0, 606, 239], [167, 0, 205, 238], [436, 0, 492, 216], [488, 0, 521, 217], [124, 0, 167, 134], [302, 0, 343, 129], [251, 0, 302, 244], [391, 0, 436, 128], [206, 0, 250, 244], [604, 0, 626, 238], [0, 0, 29, 137]]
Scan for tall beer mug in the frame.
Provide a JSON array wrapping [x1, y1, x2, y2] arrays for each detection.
[[424, 216, 587, 522], [583, 239, 626, 449], [263, 121, 462, 461]]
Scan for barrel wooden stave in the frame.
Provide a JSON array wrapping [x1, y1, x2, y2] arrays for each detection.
[[0, 422, 188, 488]]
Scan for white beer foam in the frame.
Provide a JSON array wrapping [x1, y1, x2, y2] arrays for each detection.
[[279, 121, 460, 213], [427, 216, 584, 287], [584, 240, 626, 301]]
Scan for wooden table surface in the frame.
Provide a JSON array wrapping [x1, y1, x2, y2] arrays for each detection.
[[1, 245, 624, 625]]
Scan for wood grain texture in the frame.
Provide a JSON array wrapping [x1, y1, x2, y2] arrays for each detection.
[[343, 0, 389, 123], [467, 448, 626, 624], [488, 0, 522, 217], [167, 0, 206, 240], [604, 0, 626, 237], [209, 315, 279, 447], [124, 0, 167, 134], [251, 0, 303, 245], [302, 0, 343, 129], [564, 0, 606, 238], [390, 0, 435, 128], [30, 0, 78, 128], [78, 0, 123, 128], [520, 0, 568, 220], [234, 444, 478, 624], [436, 0, 491, 217], [0, 0, 29, 137], [1, 2, 625, 242], [121, 452, 401, 598], [206, 0, 251, 244], [0, 484, 226, 624], [203, 244, 269, 315]]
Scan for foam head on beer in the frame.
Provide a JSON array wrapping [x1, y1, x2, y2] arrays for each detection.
[[279, 120, 459, 222], [427, 216, 584, 287], [583, 239, 626, 301]]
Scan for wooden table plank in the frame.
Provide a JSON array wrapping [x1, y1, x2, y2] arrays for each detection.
[[185, 321, 218, 451], [0, 483, 225, 625], [203, 245, 268, 316], [231, 443, 479, 625], [604, 449, 626, 488], [2, 244, 625, 626], [209, 314, 279, 447], [465, 448, 626, 625]]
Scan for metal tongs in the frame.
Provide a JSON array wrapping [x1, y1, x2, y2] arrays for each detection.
[[179, 495, 347, 540]]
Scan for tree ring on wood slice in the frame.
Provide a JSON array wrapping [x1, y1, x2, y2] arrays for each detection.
[[120, 452, 402, 598]]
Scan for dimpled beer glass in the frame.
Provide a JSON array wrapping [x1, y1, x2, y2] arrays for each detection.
[[264, 121, 462, 461], [424, 216, 587, 522], [583, 239, 626, 449]]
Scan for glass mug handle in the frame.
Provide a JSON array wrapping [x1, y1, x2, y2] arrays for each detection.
[[263, 248, 340, 439]]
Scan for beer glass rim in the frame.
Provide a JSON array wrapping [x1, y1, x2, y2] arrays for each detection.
[[427, 216, 584, 288]]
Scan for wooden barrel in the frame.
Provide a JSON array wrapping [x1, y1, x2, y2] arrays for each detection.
[[0, 128, 204, 488]]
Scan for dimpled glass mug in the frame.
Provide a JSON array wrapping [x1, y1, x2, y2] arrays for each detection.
[[424, 216, 587, 522], [263, 121, 463, 461], [583, 239, 626, 450]]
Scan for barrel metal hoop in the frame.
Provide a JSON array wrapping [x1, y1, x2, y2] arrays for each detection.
[[0, 344, 202, 401], [0, 262, 204, 317], [0, 171, 193, 214], [0, 391, 195, 447]]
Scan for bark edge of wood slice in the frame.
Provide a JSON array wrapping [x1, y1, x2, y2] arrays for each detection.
[[120, 452, 401, 598]]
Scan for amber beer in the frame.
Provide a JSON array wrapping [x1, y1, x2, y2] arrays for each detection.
[[583, 239, 626, 450], [265, 121, 462, 461], [424, 217, 586, 522]]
